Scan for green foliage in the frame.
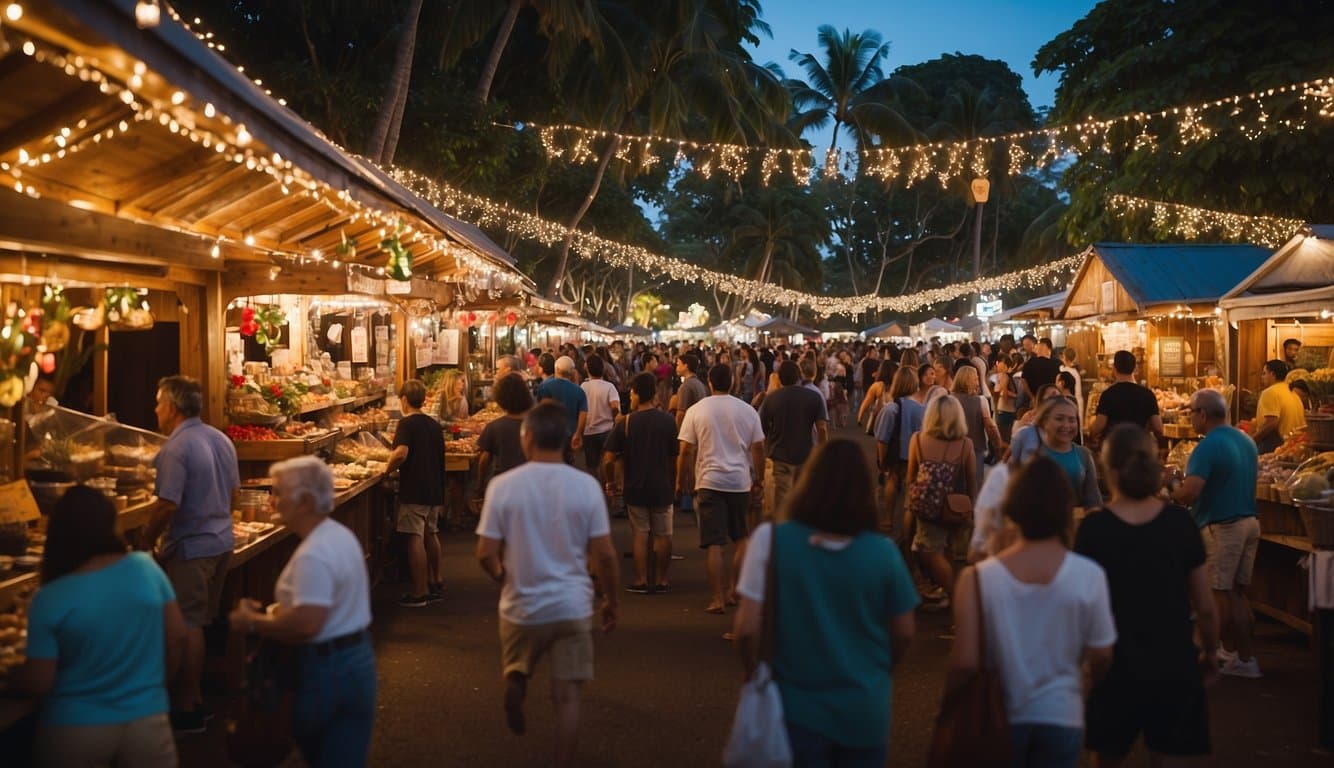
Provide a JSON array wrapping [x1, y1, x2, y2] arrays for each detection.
[[1034, 0, 1334, 243]]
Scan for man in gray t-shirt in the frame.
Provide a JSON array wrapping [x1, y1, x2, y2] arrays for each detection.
[[674, 352, 708, 429]]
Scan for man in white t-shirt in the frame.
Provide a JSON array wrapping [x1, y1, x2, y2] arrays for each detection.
[[677, 363, 765, 616], [580, 354, 620, 484], [476, 402, 620, 766]]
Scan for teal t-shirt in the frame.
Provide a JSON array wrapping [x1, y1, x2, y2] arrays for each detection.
[[25, 552, 176, 726], [1186, 425, 1258, 526], [1045, 445, 1086, 496], [772, 522, 920, 748]]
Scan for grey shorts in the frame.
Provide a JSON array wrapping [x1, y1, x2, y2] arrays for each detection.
[[500, 617, 594, 681], [1202, 516, 1261, 590], [396, 503, 442, 536], [163, 551, 230, 628], [627, 504, 673, 536]]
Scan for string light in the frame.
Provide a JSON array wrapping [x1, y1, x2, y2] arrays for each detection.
[[1106, 194, 1304, 248], [391, 166, 1081, 317], [134, 0, 160, 29], [526, 73, 1333, 185], [5, 3, 21, 22]]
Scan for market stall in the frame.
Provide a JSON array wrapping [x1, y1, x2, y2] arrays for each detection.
[[1057, 243, 1270, 434], [861, 319, 910, 343], [911, 317, 968, 343], [0, 0, 528, 741]]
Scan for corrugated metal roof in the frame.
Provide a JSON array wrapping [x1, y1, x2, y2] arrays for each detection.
[[1091, 243, 1272, 306], [990, 291, 1068, 323]]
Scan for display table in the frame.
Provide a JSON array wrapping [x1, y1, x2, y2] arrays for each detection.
[[1253, 498, 1314, 634]]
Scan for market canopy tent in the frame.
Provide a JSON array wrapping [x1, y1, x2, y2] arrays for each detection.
[[754, 317, 818, 337], [862, 320, 908, 339], [989, 291, 1068, 325], [610, 323, 653, 337], [917, 318, 962, 333], [1220, 226, 1334, 320]]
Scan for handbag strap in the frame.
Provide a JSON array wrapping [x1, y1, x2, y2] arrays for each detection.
[[974, 566, 989, 671], [758, 525, 779, 664]]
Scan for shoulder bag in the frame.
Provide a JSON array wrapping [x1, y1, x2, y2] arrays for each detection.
[[945, 439, 975, 525], [927, 567, 1011, 768], [723, 528, 792, 768]]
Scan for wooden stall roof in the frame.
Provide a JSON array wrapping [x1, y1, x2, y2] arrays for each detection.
[[1220, 226, 1334, 319], [1058, 243, 1271, 320], [0, 0, 531, 292]]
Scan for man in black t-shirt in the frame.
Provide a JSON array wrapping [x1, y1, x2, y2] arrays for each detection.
[[388, 379, 446, 607], [1089, 350, 1164, 442], [477, 373, 534, 498], [1021, 337, 1062, 399], [757, 360, 829, 521], [604, 372, 679, 592]]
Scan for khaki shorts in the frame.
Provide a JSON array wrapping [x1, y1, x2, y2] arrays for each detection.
[[763, 459, 801, 523], [164, 551, 230, 628], [499, 617, 594, 681], [36, 713, 177, 768], [627, 505, 673, 536], [1202, 516, 1261, 591], [397, 503, 442, 536], [912, 518, 952, 554]]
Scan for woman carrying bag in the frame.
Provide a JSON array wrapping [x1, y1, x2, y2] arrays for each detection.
[[730, 439, 918, 767], [945, 457, 1117, 767], [905, 395, 979, 609]]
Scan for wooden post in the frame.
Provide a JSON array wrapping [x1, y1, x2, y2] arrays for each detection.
[[204, 272, 227, 427]]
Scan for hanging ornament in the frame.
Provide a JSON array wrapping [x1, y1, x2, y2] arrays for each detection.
[[38, 351, 55, 374], [505, 311, 518, 327], [71, 304, 104, 332], [380, 220, 413, 281]]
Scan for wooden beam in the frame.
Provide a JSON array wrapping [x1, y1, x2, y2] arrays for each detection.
[[0, 189, 232, 271], [144, 163, 256, 219], [0, 253, 213, 288], [114, 146, 227, 209], [0, 84, 108, 156], [222, 263, 354, 300], [174, 173, 280, 225], [203, 272, 226, 427], [283, 208, 352, 244], [199, 187, 297, 232]]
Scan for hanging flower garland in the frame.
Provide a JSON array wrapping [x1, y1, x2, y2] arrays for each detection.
[[238, 304, 286, 353], [380, 220, 413, 281], [0, 302, 38, 407]]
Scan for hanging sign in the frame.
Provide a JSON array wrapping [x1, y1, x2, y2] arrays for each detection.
[[974, 300, 1003, 319], [435, 329, 460, 365], [350, 326, 369, 363]]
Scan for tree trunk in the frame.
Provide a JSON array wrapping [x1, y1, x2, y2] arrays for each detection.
[[366, 0, 424, 164], [546, 132, 621, 297], [475, 0, 522, 106]]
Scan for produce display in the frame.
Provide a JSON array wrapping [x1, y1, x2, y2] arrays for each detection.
[[227, 424, 280, 441], [332, 436, 391, 464], [1284, 451, 1334, 501], [0, 584, 34, 684]]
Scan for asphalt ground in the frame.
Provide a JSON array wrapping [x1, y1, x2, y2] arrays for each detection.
[[172, 423, 1332, 767]]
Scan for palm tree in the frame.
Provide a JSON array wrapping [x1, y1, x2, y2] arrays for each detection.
[[726, 184, 828, 316], [366, 0, 425, 165], [543, 0, 791, 297], [785, 25, 918, 156]]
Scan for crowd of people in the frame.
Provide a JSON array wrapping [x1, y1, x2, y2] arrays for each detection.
[[11, 331, 1297, 768]]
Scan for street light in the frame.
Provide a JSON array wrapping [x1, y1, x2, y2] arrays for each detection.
[[970, 178, 990, 310]]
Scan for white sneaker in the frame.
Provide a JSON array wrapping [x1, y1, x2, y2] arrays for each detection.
[[1216, 647, 1237, 666], [1220, 656, 1263, 678], [921, 585, 946, 601]]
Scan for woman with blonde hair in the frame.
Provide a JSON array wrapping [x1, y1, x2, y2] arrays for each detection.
[[438, 368, 469, 420], [905, 395, 978, 607], [952, 365, 1003, 471], [1011, 396, 1103, 511]]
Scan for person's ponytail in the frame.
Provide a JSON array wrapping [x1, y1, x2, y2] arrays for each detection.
[[1102, 423, 1162, 500]]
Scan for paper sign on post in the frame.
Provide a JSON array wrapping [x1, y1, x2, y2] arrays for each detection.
[[0, 480, 41, 523], [350, 326, 369, 363]]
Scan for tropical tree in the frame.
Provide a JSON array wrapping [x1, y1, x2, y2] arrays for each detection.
[[366, 0, 424, 164], [1033, 0, 1334, 243], [725, 182, 829, 316]]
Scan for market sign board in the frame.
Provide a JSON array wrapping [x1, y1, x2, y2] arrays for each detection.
[[1160, 336, 1186, 377], [974, 300, 1003, 319]]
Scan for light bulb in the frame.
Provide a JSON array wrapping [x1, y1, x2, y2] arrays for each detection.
[[134, 0, 160, 29], [5, 3, 21, 21], [235, 125, 251, 147]]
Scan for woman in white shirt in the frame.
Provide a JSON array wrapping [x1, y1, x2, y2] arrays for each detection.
[[947, 455, 1116, 767], [229, 456, 375, 768]]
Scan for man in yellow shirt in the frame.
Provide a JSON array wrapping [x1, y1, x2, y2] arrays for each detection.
[[1254, 359, 1306, 453]]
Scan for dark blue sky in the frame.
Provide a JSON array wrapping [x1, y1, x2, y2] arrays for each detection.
[[747, 0, 1098, 146]]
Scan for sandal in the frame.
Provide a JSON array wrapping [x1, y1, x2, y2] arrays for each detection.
[[704, 604, 726, 615]]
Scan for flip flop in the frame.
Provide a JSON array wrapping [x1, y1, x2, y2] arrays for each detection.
[[704, 604, 726, 615]]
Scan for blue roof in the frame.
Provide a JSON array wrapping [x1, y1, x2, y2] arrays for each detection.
[[1090, 243, 1272, 306]]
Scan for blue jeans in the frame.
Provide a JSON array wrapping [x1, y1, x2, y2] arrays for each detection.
[[293, 638, 377, 768], [785, 721, 887, 768], [1009, 723, 1082, 768]]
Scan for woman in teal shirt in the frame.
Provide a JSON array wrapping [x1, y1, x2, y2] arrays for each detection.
[[19, 486, 187, 767], [733, 439, 919, 766]]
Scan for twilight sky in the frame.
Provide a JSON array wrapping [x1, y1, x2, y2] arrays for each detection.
[[747, 0, 1099, 142]]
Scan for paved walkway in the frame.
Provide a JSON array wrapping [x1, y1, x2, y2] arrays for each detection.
[[179, 425, 1331, 766]]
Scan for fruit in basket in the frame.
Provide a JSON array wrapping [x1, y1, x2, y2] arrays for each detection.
[[1290, 471, 1330, 501], [226, 425, 279, 441]]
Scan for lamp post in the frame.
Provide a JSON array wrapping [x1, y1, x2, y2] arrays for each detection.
[[969, 178, 990, 311]]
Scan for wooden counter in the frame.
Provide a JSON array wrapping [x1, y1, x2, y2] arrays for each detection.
[[1253, 498, 1314, 635]]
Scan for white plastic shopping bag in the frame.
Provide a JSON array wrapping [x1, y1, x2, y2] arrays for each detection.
[[722, 661, 792, 768]]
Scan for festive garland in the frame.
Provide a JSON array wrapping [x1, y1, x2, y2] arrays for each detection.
[[1105, 194, 1304, 248]]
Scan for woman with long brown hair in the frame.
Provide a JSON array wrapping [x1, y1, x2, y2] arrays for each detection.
[[732, 439, 918, 764]]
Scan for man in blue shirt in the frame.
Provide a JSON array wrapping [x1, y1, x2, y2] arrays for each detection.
[[536, 355, 588, 464], [140, 375, 239, 733], [1172, 387, 1261, 679]]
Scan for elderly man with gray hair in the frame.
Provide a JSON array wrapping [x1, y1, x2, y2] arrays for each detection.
[[140, 374, 238, 734], [230, 456, 375, 767], [536, 354, 588, 463], [1170, 387, 1262, 679]]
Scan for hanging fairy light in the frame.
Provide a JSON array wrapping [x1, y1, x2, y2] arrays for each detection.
[[1106, 194, 1304, 247], [134, 0, 161, 29]]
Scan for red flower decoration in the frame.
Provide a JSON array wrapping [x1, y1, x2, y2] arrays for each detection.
[[449, 425, 462, 434], [230, 375, 247, 388], [505, 311, 518, 326]]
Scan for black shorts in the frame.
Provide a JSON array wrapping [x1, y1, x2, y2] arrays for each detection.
[[1086, 675, 1210, 757], [694, 488, 750, 548]]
